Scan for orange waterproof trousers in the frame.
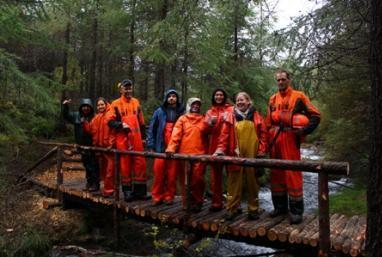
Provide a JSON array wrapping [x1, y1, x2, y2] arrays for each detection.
[[151, 123, 179, 202], [269, 128, 303, 201]]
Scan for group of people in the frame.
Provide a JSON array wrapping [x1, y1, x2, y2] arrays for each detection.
[[63, 69, 320, 225]]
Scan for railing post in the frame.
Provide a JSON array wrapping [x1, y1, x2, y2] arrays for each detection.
[[185, 160, 193, 213], [318, 171, 330, 257], [113, 152, 121, 248], [56, 146, 63, 205]]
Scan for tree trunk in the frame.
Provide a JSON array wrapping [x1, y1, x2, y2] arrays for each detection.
[[58, 22, 71, 131], [367, 0, 382, 256], [181, 23, 189, 101], [128, 0, 136, 82], [89, 1, 98, 100], [141, 61, 149, 101], [154, 0, 168, 99]]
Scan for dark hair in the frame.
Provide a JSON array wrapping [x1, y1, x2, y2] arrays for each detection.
[[211, 88, 227, 105], [120, 79, 133, 87], [275, 69, 291, 79], [96, 97, 108, 105]]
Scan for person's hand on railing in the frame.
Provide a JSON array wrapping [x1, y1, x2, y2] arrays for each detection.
[[165, 151, 174, 159], [213, 149, 224, 156]]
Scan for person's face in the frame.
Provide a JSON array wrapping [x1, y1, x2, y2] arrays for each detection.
[[190, 102, 201, 113], [120, 85, 133, 98], [214, 91, 225, 104], [97, 100, 106, 113], [276, 72, 290, 91], [81, 105, 91, 115], [235, 94, 250, 112], [167, 93, 177, 106]]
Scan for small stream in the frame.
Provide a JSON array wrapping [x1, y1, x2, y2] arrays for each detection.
[[51, 145, 351, 257]]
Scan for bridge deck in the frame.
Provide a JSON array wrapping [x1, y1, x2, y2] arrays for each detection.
[[30, 157, 365, 257]]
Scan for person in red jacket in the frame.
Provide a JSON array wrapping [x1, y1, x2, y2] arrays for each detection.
[[165, 97, 210, 212], [265, 69, 320, 224], [214, 92, 267, 220], [205, 89, 233, 211], [108, 79, 147, 202], [83, 97, 115, 197]]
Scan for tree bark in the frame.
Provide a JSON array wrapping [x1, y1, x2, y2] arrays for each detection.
[[367, 0, 382, 256], [127, 0, 136, 82], [89, 0, 98, 100]]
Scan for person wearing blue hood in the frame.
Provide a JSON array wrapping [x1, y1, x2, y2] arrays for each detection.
[[147, 89, 185, 205], [63, 98, 100, 191]]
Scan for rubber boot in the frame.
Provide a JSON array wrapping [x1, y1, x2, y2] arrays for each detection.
[[289, 198, 304, 224], [133, 183, 150, 200], [269, 194, 288, 217], [122, 184, 135, 202]]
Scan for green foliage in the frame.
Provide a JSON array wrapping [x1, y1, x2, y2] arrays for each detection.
[[330, 186, 367, 216]]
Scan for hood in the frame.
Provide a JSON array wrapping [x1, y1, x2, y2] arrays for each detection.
[[79, 98, 94, 116], [163, 89, 181, 106], [185, 97, 201, 114], [211, 88, 228, 105]]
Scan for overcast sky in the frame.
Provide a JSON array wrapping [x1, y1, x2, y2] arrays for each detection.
[[272, 0, 322, 29]]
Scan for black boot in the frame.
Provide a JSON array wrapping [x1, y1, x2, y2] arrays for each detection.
[[289, 198, 304, 224], [133, 183, 150, 200], [122, 185, 135, 202], [269, 194, 288, 217]]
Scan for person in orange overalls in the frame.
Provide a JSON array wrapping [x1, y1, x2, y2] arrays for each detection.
[[214, 92, 267, 220], [83, 97, 115, 197], [165, 98, 210, 212], [205, 89, 233, 211], [147, 89, 184, 205], [108, 79, 147, 202], [265, 69, 320, 224]]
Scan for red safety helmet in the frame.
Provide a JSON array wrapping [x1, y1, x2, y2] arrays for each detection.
[[292, 114, 309, 129]]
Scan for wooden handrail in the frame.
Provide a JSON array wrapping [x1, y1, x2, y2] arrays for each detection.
[[38, 141, 349, 175]]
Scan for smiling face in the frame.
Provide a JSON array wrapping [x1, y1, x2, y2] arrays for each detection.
[[120, 84, 133, 98], [276, 72, 291, 91], [190, 101, 201, 113], [97, 100, 106, 113], [81, 105, 92, 115], [214, 90, 225, 105], [235, 93, 251, 112]]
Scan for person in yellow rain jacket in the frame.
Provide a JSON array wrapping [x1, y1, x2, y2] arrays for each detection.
[[215, 92, 267, 220]]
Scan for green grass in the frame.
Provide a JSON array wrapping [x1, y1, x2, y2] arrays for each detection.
[[329, 185, 366, 216]]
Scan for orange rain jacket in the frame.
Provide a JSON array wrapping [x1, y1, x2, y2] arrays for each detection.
[[265, 85, 320, 202], [108, 96, 146, 185]]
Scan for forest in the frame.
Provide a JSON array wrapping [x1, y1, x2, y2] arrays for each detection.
[[0, 0, 381, 256]]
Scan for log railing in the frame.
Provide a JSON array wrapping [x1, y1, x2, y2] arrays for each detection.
[[39, 141, 349, 257]]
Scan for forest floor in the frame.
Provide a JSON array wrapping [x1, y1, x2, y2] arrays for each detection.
[[0, 141, 187, 257]]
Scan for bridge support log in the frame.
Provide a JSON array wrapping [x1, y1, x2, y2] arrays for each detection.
[[318, 171, 330, 257]]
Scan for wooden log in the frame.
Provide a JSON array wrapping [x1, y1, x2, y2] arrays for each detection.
[[310, 214, 340, 247], [333, 215, 359, 251], [218, 213, 247, 235], [303, 220, 319, 245], [276, 214, 315, 243], [201, 211, 225, 231], [293, 217, 318, 244], [236, 212, 268, 237], [18, 146, 58, 183], [256, 215, 287, 237], [63, 158, 82, 162], [349, 216, 366, 257], [158, 205, 184, 223], [64, 166, 85, 171], [247, 216, 274, 238], [42, 198, 61, 209], [39, 142, 349, 175], [224, 214, 249, 235], [267, 217, 293, 241], [330, 214, 348, 238], [173, 210, 187, 224], [191, 210, 224, 229]]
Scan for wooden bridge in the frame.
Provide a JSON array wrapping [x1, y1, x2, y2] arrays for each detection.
[[25, 142, 365, 257]]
